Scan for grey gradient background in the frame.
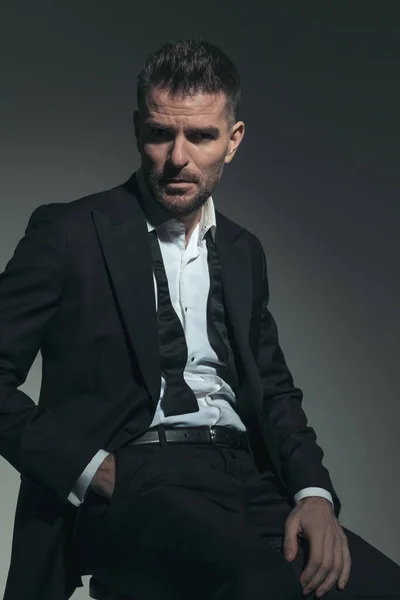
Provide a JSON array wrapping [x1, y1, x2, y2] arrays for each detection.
[[0, 2, 399, 597]]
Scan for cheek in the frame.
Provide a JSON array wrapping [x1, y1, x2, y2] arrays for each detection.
[[142, 144, 167, 167], [201, 143, 228, 169], [202, 154, 227, 178]]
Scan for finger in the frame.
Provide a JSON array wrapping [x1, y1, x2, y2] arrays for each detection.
[[314, 538, 343, 597], [283, 516, 299, 561], [302, 534, 334, 594], [299, 530, 325, 588], [338, 535, 352, 589]]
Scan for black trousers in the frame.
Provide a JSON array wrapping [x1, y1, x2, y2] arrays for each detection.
[[74, 439, 400, 600]]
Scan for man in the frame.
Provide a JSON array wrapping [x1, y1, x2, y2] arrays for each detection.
[[0, 39, 399, 600]]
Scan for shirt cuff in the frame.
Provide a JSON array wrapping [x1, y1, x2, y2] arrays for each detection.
[[294, 487, 334, 507], [67, 449, 110, 507]]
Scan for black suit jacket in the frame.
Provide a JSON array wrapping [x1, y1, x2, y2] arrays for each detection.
[[0, 175, 340, 600]]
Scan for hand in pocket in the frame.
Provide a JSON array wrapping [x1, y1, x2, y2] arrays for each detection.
[[90, 453, 117, 499]]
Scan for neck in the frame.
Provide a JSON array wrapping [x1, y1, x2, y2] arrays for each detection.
[[174, 209, 202, 247], [135, 169, 205, 246]]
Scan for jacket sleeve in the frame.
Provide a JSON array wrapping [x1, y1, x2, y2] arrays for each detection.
[[254, 241, 341, 515], [0, 204, 101, 505]]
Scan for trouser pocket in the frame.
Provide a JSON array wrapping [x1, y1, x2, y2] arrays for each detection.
[[107, 445, 148, 510]]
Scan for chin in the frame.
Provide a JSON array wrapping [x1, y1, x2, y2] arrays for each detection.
[[164, 192, 194, 202], [160, 194, 201, 215], [163, 199, 195, 213]]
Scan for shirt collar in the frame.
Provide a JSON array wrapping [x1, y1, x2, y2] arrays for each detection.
[[136, 167, 216, 243]]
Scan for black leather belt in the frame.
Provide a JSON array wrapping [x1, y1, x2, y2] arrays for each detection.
[[127, 425, 251, 453]]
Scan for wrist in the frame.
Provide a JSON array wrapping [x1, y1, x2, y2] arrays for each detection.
[[298, 496, 333, 511], [92, 454, 115, 484]]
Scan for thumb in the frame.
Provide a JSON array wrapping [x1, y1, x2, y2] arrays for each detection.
[[283, 515, 299, 562]]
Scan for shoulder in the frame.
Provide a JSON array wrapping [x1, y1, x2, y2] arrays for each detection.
[[27, 180, 139, 234], [27, 188, 112, 227], [215, 209, 268, 289], [215, 209, 265, 258]]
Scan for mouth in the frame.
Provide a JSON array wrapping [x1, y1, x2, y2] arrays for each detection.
[[161, 180, 195, 187]]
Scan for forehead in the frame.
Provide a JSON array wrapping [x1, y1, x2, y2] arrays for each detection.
[[143, 87, 228, 125]]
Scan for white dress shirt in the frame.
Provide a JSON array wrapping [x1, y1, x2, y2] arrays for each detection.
[[68, 170, 333, 509]]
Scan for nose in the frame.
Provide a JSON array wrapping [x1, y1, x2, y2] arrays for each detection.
[[167, 137, 190, 169]]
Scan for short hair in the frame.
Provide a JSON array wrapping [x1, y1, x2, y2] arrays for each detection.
[[136, 39, 241, 126]]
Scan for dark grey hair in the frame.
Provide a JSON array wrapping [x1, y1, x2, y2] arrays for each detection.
[[136, 39, 241, 126]]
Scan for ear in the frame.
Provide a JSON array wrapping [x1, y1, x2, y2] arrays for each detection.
[[224, 121, 245, 164]]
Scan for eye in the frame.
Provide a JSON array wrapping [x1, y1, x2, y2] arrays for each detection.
[[191, 132, 213, 142], [150, 128, 167, 137]]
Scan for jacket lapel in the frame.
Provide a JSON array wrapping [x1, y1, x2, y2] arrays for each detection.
[[215, 212, 252, 356], [92, 185, 161, 409], [215, 212, 261, 421]]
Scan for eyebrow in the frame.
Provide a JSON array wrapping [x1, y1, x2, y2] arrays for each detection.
[[145, 122, 221, 138]]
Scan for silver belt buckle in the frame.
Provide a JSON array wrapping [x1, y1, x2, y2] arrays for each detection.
[[208, 425, 217, 444]]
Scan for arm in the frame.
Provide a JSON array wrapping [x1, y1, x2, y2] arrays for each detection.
[[254, 241, 340, 515], [0, 205, 104, 504], [68, 449, 110, 506]]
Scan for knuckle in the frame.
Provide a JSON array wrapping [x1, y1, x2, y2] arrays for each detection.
[[341, 533, 349, 545], [343, 557, 351, 570], [311, 574, 325, 588], [321, 561, 332, 573]]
